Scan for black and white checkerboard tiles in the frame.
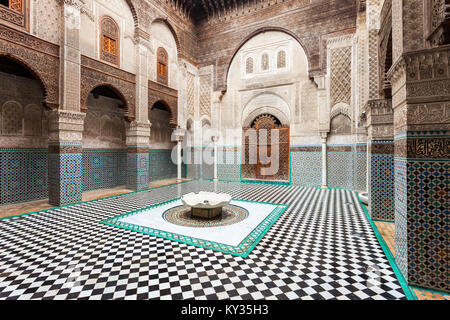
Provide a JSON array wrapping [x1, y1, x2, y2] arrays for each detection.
[[0, 181, 406, 300]]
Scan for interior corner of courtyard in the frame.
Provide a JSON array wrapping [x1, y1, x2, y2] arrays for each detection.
[[0, 0, 448, 301]]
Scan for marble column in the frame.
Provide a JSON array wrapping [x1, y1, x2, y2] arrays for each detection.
[[172, 127, 185, 182], [365, 99, 394, 221], [126, 121, 151, 191], [320, 132, 328, 189], [47, 110, 86, 206], [211, 135, 219, 181], [177, 139, 183, 182]]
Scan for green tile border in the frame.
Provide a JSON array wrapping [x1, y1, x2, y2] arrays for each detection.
[[0, 179, 197, 221], [409, 285, 450, 298], [356, 193, 418, 300], [99, 198, 288, 258]]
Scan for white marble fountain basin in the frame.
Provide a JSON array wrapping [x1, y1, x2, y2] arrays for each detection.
[[181, 192, 232, 209]]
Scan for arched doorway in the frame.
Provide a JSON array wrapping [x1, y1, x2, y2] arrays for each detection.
[[0, 55, 49, 205], [242, 114, 290, 182], [148, 101, 177, 182], [82, 85, 127, 192]]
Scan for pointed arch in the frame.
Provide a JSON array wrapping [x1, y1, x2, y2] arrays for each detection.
[[124, 0, 139, 29], [150, 100, 173, 120], [151, 17, 181, 57], [81, 84, 129, 119], [0, 53, 52, 108], [223, 26, 311, 92]]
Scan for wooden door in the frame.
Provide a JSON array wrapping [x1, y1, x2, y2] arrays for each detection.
[[242, 114, 290, 182]]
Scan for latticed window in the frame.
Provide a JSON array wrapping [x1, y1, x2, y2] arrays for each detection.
[[0, 0, 27, 30], [157, 47, 168, 85], [277, 50, 286, 69], [261, 53, 269, 71], [246, 57, 254, 74], [100, 16, 120, 66], [0, 0, 23, 13], [102, 36, 117, 55]]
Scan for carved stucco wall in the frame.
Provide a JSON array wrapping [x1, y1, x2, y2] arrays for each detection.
[[199, 66, 212, 120], [82, 95, 126, 149], [149, 108, 175, 150], [327, 34, 357, 143], [0, 71, 48, 149], [31, 0, 62, 45], [330, 46, 352, 108]]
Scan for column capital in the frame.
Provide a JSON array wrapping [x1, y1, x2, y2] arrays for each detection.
[[48, 110, 86, 144], [211, 135, 220, 143], [126, 121, 151, 146], [365, 99, 394, 140], [313, 75, 327, 90], [172, 127, 186, 142]]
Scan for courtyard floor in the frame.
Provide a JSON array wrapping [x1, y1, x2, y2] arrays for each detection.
[[0, 180, 414, 300], [0, 178, 189, 219]]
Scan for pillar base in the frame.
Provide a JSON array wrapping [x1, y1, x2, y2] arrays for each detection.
[[48, 143, 83, 206], [126, 146, 149, 191]]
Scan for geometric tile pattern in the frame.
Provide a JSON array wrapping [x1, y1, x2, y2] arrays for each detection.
[[370, 154, 394, 221], [353, 149, 368, 191], [48, 144, 83, 206], [374, 221, 450, 300], [394, 158, 408, 282], [0, 149, 48, 205], [186, 164, 201, 180], [328, 151, 354, 189], [395, 153, 449, 293], [148, 150, 177, 182], [291, 151, 322, 187], [217, 150, 241, 182], [126, 151, 149, 191], [405, 160, 449, 292], [82, 149, 127, 192], [0, 181, 408, 300], [186, 148, 202, 180]]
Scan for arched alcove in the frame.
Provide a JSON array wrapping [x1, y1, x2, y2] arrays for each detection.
[[0, 55, 49, 205], [148, 101, 177, 182], [82, 85, 128, 192]]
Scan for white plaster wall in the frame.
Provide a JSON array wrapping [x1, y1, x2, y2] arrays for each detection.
[[80, 0, 136, 73], [219, 31, 319, 146], [149, 21, 179, 90]]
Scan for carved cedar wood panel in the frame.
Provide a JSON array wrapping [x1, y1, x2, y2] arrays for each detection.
[[148, 80, 178, 127], [80, 55, 136, 121], [0, 24, 59, 108], [242, 115, 290, 182]]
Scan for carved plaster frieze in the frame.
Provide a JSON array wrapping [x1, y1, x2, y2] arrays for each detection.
[[47, 110, 86, 143]]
